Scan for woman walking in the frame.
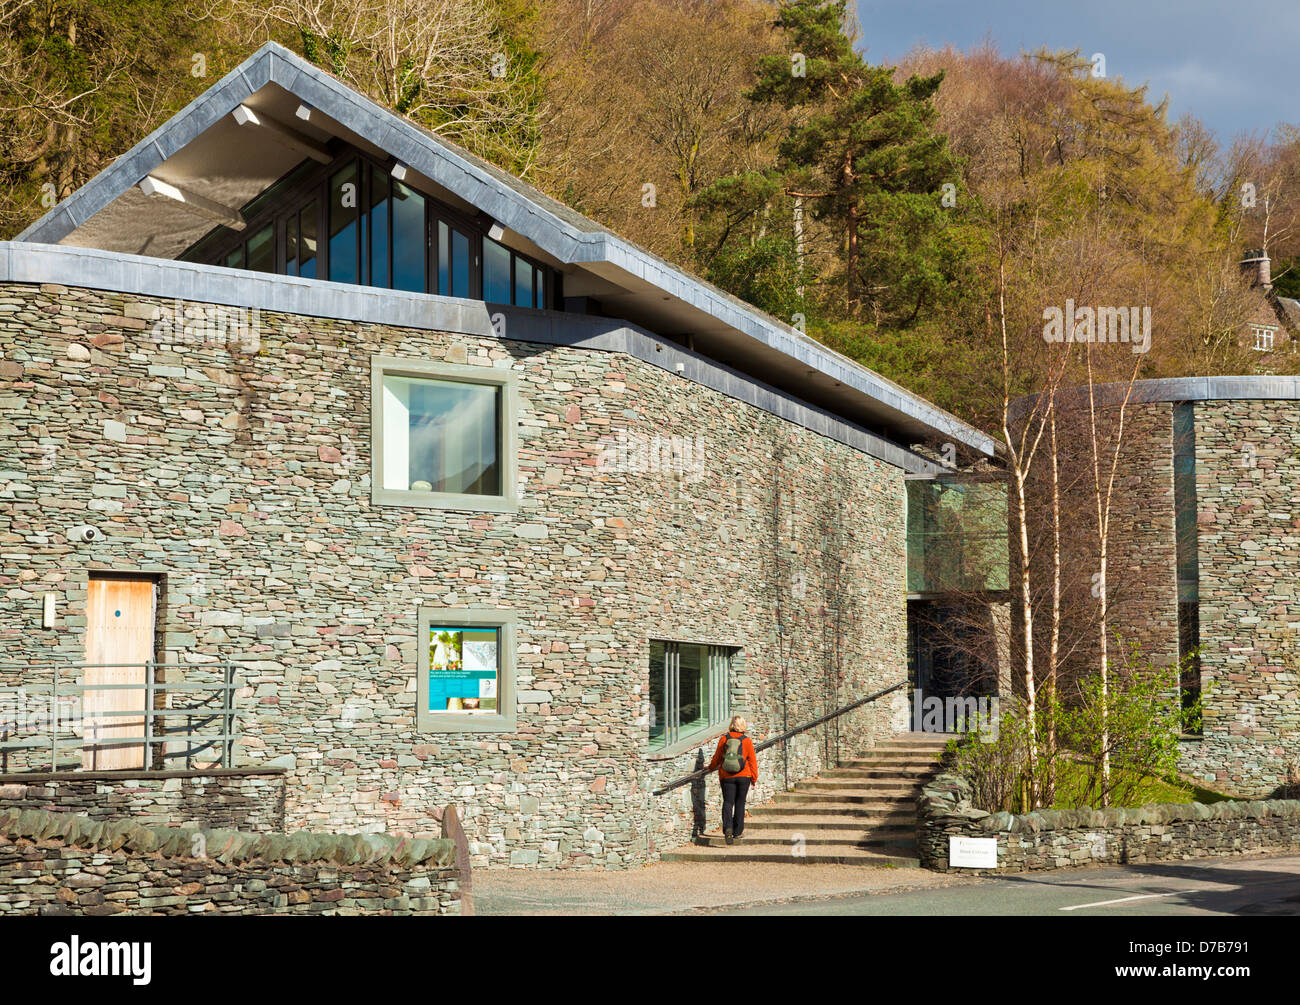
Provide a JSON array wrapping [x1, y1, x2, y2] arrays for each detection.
[[708, 715, 758, 844]]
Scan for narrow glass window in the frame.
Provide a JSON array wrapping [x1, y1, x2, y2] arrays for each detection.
[[437, 220, 450, 295], [368, 164, 390, 288], [392, 180, 426, 293], [328, 161, 359, 284], [428, 626, 500, 714], [483, 237, 511, 304], [381, 374, 501, 496], [298, 201, 318, 279], [649, 641, 667, 750], [223, 246, 244, 269], [451, 228, 470, 298], [285, 214, 299, 276], [245, 223, 275, 274]]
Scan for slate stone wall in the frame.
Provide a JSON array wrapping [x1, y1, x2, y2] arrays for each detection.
[[0, 281, 908, 868], [1184, 399, 1300, 794], [0, 769, 285, 831], [0, 806, 462, 915], [919, 771, 1300, 872]]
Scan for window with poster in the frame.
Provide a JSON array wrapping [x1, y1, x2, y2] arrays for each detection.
[[416, 607, 517, 732]]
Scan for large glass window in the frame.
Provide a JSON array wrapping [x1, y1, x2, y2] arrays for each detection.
[[372, 357, 518, 512], [381, 374, 500, 496], [648, 641, 732, 751]]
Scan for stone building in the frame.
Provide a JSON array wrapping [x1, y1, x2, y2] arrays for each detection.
[[1037, 378, 1300, 797], [0, 43, 996, 867]]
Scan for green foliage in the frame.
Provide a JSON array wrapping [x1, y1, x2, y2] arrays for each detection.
[[694, 0, 966, 326], [704, 233, 808, 322]]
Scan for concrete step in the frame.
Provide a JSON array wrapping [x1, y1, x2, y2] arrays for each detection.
[[660, 845, 921, 867], [815, 766, 939, 780]]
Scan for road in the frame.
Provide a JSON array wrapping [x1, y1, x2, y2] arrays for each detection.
[[696, 854, 1300, 915]]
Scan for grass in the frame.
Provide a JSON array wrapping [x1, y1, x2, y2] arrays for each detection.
[[1048, 760, 1236, 810]]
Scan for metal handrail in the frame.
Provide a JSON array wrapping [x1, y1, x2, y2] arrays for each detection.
[[0, 661, 241, 772], [652, 679, 908, 796]]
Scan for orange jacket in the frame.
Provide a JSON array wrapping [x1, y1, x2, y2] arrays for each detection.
[[708, 731, 758, 784]]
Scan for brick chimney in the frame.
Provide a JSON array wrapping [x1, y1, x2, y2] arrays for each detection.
[[1241, 249, 1272, 290]]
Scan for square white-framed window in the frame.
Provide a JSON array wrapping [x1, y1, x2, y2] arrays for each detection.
[[416, 607, 517, 732], [1251, 325, 1276, 352], [370, 356, 518, 512]]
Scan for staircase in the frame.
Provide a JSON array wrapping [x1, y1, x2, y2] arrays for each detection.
[[660, 733, 950, 866]]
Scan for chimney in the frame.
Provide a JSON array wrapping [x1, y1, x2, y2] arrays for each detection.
[[1241, 249, 1272, 290]]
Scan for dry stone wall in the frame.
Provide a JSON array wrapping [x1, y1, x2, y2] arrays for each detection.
[[919, 771, 1300, 872], [0, 805, 462, 915], [0, 281, 908, 868]]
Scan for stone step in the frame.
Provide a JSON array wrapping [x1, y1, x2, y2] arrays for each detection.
[[783, 783, 924, 797], [837, 754, 945, 767], [741, 814, 916, 831], [660, 845, 921, 867], [754, 800, 915, 816], [695, 831, 915, 850], [819, 766, 940, 780]]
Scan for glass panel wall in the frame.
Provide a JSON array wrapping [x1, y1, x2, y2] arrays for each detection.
[[184, 147, 549, 307], [906, 476, 1008, 594]]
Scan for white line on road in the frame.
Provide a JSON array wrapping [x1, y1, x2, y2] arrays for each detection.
[[1060, 892, 1179, 911]]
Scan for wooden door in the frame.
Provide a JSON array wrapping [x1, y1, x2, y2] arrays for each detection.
[[83, 575, 156, 770]]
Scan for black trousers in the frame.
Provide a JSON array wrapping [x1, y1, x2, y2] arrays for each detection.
[[720, 777, 751, 836]]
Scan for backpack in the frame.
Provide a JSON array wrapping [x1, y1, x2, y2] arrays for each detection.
[[721, 733, 746, 774]]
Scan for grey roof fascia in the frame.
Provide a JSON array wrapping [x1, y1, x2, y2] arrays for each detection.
[[13, 41, 993, 458], [0, 240, 947, 473], [1013, 375, 1300, 415]]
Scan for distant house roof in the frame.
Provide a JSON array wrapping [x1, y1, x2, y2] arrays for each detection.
[[9, 41, 996, 463], [1272, 295, 1300, 331]]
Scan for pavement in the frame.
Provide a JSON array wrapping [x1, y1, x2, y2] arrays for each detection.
[[474, 853, 1300, 916], [474, 861, 975, 915]]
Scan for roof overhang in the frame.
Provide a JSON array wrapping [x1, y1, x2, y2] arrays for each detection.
[[16, 42, 996, 460]]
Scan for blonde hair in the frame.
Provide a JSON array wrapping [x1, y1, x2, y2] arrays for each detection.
[[729, 715, 748, 733]]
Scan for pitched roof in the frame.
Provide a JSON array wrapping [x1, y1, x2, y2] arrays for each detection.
[[13, 42, 995, 460]]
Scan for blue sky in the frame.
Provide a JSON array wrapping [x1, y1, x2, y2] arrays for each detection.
[[854, 0, 1299, 143]]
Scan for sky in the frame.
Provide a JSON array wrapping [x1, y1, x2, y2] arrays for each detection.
[[854, 0, 1300, 143]]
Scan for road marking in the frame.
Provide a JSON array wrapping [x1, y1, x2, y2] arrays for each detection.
[[1060, 892, 1178, 911]]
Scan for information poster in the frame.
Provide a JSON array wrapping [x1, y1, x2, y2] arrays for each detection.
[[429, 627, 499, 712]]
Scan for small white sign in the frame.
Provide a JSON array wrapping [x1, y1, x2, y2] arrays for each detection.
[[949, 835, 997, 868]]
